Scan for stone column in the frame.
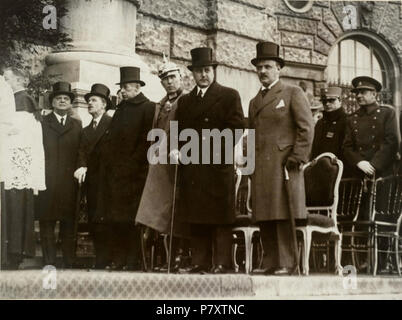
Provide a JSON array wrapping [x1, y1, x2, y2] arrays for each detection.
[[45, 0, 164, 125]]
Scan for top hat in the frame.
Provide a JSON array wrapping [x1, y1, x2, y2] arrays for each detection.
[[251, 42, 285, 68], [351, 76, 382, 93], [187, 47, 218, 71], [49, 81, 75, 103], [116, 66, 145, 86], [320, 87, 342, 100], [158, 54, 181, 79], [84, 83, 112, 108]]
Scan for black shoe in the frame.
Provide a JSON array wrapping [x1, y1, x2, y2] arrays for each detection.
[[179, 264, 208, 274], [210, 265, 228, 274], [273, 267, 292, 276], [252, 267, 275, 275]]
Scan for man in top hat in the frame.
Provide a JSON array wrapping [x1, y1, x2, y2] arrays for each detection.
[[343, 76, 399, 179], [173, 47, 245, 274], [249, 41, 314, 275], [311, 86, 348, 160], [37, 81, 82, 268], [136, 56, 190, 272], [74, 83, 113, 269], [95, 67, 155, 270]]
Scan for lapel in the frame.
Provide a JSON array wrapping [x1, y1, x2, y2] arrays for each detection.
[[253, 80, 283, 118], [48, 112, 73, 136], [93, 114, 111, 144], [186, 82, 221, 121]]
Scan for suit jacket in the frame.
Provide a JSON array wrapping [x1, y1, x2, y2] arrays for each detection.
[[96, 92, 155, 223], [249, 80, 314, 221], [76, 113, 112, 223], [343, 103, 399, 177], [176, 81, 245, 225], [37, 113, 82, 221]]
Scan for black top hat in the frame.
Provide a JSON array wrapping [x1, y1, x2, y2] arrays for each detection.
[[251, 42, 285, 68], [116, 66, 145, 86], [84, 83, 112, 108], [49, 81, 75, 103], [351, 76, 382, 93], [187, 47, 218, 71]]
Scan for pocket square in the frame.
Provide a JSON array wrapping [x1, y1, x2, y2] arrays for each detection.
[[275, 99, 285, 109]]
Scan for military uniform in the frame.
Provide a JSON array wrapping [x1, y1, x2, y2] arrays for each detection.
[[312, 87, 347, 160], [343, 103, 398, 177]]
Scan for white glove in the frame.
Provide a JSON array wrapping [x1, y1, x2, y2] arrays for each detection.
[[357, 161, 375, 176], [169, 149, 181, 163], [74, 167, 87, 184]]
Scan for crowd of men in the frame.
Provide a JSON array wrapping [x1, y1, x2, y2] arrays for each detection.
[[0, 41, 400, 275]]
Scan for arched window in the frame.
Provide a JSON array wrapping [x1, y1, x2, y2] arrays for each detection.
[[327, 38, 392, 113]]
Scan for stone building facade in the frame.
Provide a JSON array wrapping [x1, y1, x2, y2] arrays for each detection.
[[14, 0, 402, 123]]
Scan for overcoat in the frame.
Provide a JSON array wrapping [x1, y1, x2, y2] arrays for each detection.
[[311, 107, 347, 160], [249, 80, 314, 221], [76, 114, 112, 223], [37, 113, 82, 221], [343, 103, 399, 177], [176, 82, 245, 225], [96, 92, 155, 223], [135, 91, 190, 235]]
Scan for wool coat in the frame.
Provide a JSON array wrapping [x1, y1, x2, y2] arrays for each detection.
[[249, 80, 314, 222], [135, 91, 191, 236], [76, 113, 112, 224], [95, 92, 155, 223], [37, 113, 82, 221], [175, 82, 245, 225]]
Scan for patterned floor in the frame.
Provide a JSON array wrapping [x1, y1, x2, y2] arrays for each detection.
[[1, 270, 401, 299]]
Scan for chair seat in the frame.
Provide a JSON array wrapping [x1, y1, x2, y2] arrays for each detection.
[[297, 214, 335, 228], [234, 215, 255, 227]]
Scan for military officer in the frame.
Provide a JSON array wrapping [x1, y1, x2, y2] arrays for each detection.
[[343, 76, 399, 179], [136, 56, 190, 271], [311, 87, 347, 160]]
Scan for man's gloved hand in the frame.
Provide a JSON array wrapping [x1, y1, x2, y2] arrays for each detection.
[[285, 156, 300, 171], [74, 167, 87, 184], [357, 160, 375, 176], [169, 149, 181, 164]]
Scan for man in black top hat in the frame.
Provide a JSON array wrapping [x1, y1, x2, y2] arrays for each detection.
[[74, 83, 113, 269], [249, 41, 314, 275], [174, 47, 245, 274], [94, 67, 155, 270], [37, 81, 82, 268], [343, 76, 399, 178], [311, 86, 347, 160]]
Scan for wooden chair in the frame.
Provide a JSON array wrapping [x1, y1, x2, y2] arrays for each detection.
[[371, 175, 402, 276], [296, 152, 343, 275], [232, 168, 263, 273]]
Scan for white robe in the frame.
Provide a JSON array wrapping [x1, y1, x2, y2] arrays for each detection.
[[0, 77, 46, 193]]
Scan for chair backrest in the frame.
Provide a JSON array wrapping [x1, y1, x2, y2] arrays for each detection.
[[372, 175, 402, 225], [235, 168, 250, 217], [303, 153, 343, 223], [337, 178, 365, 222]]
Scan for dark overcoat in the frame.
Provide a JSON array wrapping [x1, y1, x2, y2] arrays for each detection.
[[311, 107, 347, 160], [37, 113, 82, 221], [249, 80, 314, 221], [343, 103, 399, 177], [97, 92, 155, 223], [76, 114, 112, 223], [176, 82, 245, 225]]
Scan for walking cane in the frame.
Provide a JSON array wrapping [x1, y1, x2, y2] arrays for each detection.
[[73, 182, 82, 261], [167, 163, 179, 274], [284, 167, 301, 276]]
